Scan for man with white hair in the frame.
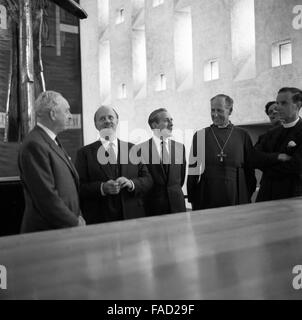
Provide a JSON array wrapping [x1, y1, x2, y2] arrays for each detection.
[[18, 90, 85, 233]]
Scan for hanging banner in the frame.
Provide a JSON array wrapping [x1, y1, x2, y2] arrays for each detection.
[[0, 1, 10, 131]]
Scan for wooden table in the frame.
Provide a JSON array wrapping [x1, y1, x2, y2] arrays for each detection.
[[1, 198, 302, 300]]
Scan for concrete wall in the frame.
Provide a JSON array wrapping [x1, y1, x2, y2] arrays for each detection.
[[80, 0, 302, 146]]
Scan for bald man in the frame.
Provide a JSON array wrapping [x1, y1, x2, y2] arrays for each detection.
[[75, 106, 153, 224], [18, 91, 85, 233]]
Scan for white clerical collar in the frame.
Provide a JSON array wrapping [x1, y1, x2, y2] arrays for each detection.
[[282, 118, 299, 128], [37, 122, 56, 141], [215, 122, 231, 129]]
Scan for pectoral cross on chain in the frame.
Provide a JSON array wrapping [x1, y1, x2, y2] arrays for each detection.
[[217, 151, 227, 162]]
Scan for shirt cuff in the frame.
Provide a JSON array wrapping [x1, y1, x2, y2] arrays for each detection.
[[100, 182, 106, 196], [128, 180, 135, 192]]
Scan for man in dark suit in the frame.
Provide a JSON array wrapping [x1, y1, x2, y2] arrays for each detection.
[[18, 91, 85, 233], [137, 108, 186, 216], [75, 106, 153, 224], [253, 87, 302, 201]]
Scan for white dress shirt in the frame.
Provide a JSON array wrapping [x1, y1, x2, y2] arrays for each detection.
[[99, 136, 135, 195], [152, 135, 170, 160], [99, 137, 119, 158]]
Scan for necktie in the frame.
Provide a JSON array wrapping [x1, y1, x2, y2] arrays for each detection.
[[161, 140, 169, 174], [107, 142, 117, 164], [55, 137, 63, 149], [55, 137, 70, 160]]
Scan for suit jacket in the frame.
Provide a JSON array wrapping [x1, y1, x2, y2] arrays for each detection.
[[75, 139, 153, 224], [18, 126, 81, 233], [137, 138, 186, 216], [253, 119, 302, 201]]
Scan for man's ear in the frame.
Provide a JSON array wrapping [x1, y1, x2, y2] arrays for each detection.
[[228, 107, 233, 115], [49, 109, 56, 121]]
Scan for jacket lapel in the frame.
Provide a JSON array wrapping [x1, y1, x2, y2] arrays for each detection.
[[275, 119, 302, 152], [36, 127, 80, 188], [119, 140, 128, 177], [93, 140, 114, 180], [150, 138, 168, 182]]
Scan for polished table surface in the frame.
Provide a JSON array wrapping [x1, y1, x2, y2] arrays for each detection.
[[1, 198, 302, 300]]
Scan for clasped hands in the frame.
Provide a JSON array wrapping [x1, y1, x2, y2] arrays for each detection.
[[103, 177, 133, 195]]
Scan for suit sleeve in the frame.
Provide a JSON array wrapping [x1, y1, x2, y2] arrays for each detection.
[[131, 161, 153, 197], [252, 132, 280, 170], [75, 148, 102, 199], [181, 144, 186, 187], [266, 140, 302, 176], [19, 141, 79, 228], [187, 132, 200, 204], [243, 132, 257, 197]]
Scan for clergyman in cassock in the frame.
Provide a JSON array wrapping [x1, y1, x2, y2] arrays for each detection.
[[187, 94, 257, 210], [253, 87, 302, 202]]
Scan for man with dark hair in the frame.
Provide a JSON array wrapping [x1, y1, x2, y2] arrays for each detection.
[[137, 108, 186, 216], [187, 94, 256, 210], [75, 105, 153, 224], [253, 87, 302, 202], [18, 91, 85, 233]]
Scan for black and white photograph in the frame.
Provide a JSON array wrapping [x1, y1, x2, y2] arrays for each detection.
[[1, 0, 302, 304]]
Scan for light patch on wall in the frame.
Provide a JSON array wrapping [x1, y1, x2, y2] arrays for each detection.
[[272, 40, 292, 67], [0, 4, 7, 30], [153, 0, 164, 8], [98, 0, 109, 41], [231, 0, 256, 81], [156, 73, 167, 91], [204, 59, 219, 82], [132, 28, 147, 99], [174, 6, 193, 91], [116, 8, 125, 25], [99, 40, 111, 104]]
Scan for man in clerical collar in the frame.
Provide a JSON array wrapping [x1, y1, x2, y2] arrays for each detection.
[[137, 108, 187, 216], [253, 87, 302, 202], [211, 94, 233, 128], [187, 94, 256, 210], [75, 105, 152, 224]]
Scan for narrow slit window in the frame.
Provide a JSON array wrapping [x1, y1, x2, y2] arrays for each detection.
[[204, 59, 219, 82], [119, 83, 127, 99], [156, 73, 167, 91], [116, 8, 125, 24], [153, 0, 164, 7], [272, 40, 292, 67]]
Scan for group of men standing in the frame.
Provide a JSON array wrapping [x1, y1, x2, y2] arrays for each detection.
[[18, 87, 302, 233]]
